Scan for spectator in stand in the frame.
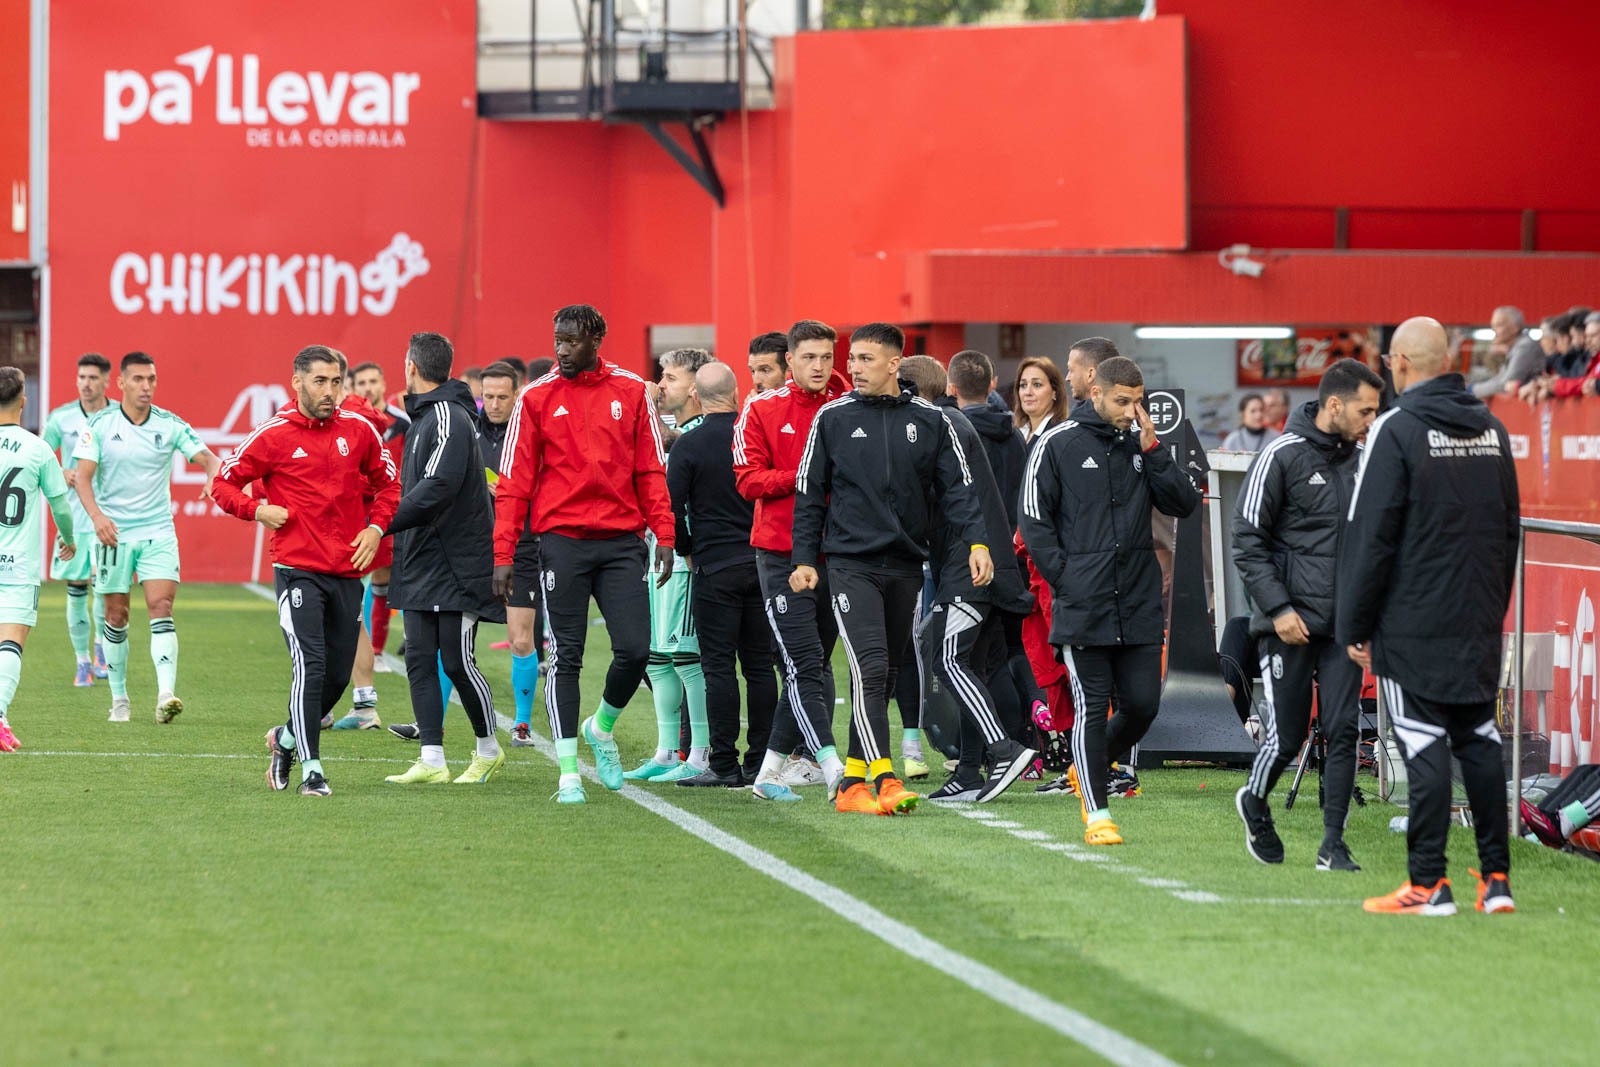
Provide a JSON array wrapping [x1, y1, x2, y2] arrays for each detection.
[[1012, 357, 1070, 446], [1473, 305, 1544, 398], [1521, 312, 1600, 403], [1261, 388, 1291, 433], [1221, 393, 1280, 452]]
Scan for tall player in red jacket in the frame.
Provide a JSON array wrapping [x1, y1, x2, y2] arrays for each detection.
[[212, 346, 399, 797], [733, 319, 853, 801], [493, 305, 675, 804]]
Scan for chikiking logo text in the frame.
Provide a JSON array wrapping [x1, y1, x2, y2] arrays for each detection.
[[110, 233, 429, 317], [104, 45, 419, 147]]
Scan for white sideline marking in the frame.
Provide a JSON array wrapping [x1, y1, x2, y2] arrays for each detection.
[[1008, 829, 1054, 841], [234, 585, 1181, 1067], [1171, 891, 1225, 904], [11, 750, 461, 766], [1138, 878, 1189, 890], [985, 820, 1024, 829]]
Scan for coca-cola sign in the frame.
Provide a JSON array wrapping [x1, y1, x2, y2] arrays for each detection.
[[1237, 328, 1375, 387]]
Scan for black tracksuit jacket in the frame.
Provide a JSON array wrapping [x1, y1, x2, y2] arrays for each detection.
[[1232, 401, 1357, 639], [386, 379, 505, 622], [1018, 403, 1201, 647], [665, 411, 758, 575], [792, 386, 985, 571], [930, 397, 1032, 613], [1335, 374, 1519, 704]]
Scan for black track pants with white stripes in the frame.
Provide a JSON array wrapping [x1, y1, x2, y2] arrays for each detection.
[[539, 532, 651, 741], [274, 568, 363, 764], [1060, 643, 1164, 814], [1384, 684, 1510, 884], [829, 560, 922, 766], [756, 550, 840, 756], [1245, 635, 1361, 834], [403, 610, 497, 748]]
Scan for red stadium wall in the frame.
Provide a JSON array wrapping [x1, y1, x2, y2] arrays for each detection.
[[1165, 0, 1600, 252]]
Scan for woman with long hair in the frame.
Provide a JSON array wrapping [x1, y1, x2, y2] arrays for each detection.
[[1012, 356, 1069, 447]]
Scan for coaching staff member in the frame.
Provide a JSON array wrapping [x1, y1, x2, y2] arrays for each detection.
[[669, 362, 777, 786], [792, 323, 991, 816], [1233, 358, 1382, 870], [1338, 316, 1520, 917], [213, 345, 399, 797], [1019, 356, 1200, 845], [493, 305, 674, 804], [381, 333, 507, 786]]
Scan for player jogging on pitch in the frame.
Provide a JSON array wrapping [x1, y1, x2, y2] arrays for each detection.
[[0, 367, 79, 752], [42, 353, 112, 686], [74, 352, 220, 724]]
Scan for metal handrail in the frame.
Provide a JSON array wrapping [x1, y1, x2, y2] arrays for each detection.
[[1511, 517, 1600, 835]]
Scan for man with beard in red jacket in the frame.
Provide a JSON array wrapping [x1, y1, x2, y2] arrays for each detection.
[[732, 319, 854, 801], [493, 305, 675, 804], [212, 345, 399, 796]]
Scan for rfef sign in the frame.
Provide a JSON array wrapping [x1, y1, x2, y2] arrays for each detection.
[[1146, 389, 1185, 439]]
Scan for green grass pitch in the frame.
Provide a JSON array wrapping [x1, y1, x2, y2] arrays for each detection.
[[1, 584, 1596, 1065]]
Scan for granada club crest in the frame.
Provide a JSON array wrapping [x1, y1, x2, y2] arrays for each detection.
[[610, 400, 622, 421], [336, 436, 349, 456], [905, 423, 917, 444]]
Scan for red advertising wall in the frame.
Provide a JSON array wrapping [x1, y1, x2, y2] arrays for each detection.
[[48, 0, 477, 580], [1, 0, 29, 262]]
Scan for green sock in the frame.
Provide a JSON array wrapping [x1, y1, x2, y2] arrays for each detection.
[[149, 618, 178, 693], [301, 758, 323, 782], [0, 642, 22, 716], [594, 698, 626, 736], [815, 744, 837, 765], [279, 729, 297, 751], [92, 595, 106, 656], [1088, 807, 1111, 823], [1561, 800, 1591, 837], [556, 736, 579, 776], [66, 587, 92, 661], [677, 657, 708, 750], [102, 622, 130, 699], [646, 657, 683, 756]]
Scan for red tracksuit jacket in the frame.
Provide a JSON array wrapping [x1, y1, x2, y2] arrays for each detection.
[[212, 402, 400, 577], [493, 359, 672, 564], [732, 372, 850, 554]]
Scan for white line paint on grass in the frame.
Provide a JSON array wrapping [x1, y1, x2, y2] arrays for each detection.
[[235, 586, 1180, 1067]]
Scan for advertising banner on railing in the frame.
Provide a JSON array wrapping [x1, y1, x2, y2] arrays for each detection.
[[48, 0, 476, 580]]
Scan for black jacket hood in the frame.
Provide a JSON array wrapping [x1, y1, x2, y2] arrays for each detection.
[[1395, 373, 1492, 438], [958, 400, 1020, 443], [405, 378, 477, 418], [1285, 401, 1356, 465]]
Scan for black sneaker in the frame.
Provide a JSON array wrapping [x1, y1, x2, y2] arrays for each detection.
[[928, 776, 982, 803], [1236, 786, 1284, 864], [387, 722, 421, 741], [1036, 772, 1073, 794], [1107, 763, 1141, 798], [1316, 840, 1362, 872], [674, 767, 744, 788], [265, 726, 295, 791], [977, 739, 1038, 804], [299, 772, 332, 797]]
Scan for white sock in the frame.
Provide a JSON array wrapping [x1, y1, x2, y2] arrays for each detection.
[[820, 753, 845, 784], [476, 735, 501, 759], [687, 746, 710, 770], [756, 749, 786, 784], [653, 747, 679, 765], [420, 745, 446, 769], [902, 740, 923, 759], [559, 771, 582, 790]]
